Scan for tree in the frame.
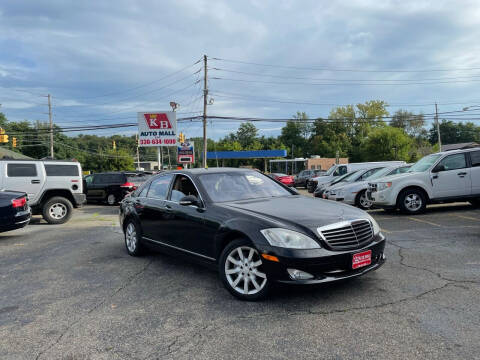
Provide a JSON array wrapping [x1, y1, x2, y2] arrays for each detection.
[[236, 123, 258, 148], [429, 120, 480, 145], [280, 112, 312, 157], [391, 110, 426, 138], [360, 127, 413, 161]]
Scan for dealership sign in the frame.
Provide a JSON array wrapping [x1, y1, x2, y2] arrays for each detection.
[[137, 112, 177, 146], [177, 141, 195, 163]]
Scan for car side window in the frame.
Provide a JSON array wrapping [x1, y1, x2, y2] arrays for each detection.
[[92, 174, 104, 184], [7, 163, 37, 177], [470, 151, 480, 167], [338, 166, 347, 175], [170, 175, 199, 202], [438, 154, 467, 171], [84, 175, 93, 185], [136, 182, 150, 198], [147, 174, 174, 199]]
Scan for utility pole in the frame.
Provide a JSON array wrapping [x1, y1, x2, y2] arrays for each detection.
[[202, 54, 208, 168], [48, 94, 54, 158], [435, 102, 442, 150]]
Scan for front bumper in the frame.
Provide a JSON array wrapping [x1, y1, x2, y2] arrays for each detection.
[[369, 189, 396, 207], [256, 234, 386, 284]]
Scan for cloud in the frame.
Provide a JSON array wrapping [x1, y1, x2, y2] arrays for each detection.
[[1, 0, 479, 138]]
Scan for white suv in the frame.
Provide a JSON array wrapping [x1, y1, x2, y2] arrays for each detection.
[[368, 148, 480, 214], [0, 160, 86, 224]]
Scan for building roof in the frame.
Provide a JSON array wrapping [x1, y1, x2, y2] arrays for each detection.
[[0, 148, 32, 160], [441, 142, 479, 151]]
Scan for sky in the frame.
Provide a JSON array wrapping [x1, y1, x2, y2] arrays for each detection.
[[1, 0, 480, 140]]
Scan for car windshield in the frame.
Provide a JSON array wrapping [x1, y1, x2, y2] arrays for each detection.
[[324, 166, 337, 176], [331, 171, 357, 184], [365, 167, 394, 181], [199, 171, 292, 202], [408, 154, 442, 172]]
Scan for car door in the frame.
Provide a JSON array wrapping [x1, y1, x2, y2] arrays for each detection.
[[468, 150, 480, 195], [431, 153, 471, 198], [87, 174, 105, 199], [140, 173, 175, 242], [2, 162, 44, 203], [162, 174, 214, 258]]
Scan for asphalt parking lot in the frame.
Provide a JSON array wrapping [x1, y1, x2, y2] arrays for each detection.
[[1, 199, 479, 359]]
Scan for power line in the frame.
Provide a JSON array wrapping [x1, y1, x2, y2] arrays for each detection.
[[210, 67, 480, 82], [53, 59, 202, 101], [211, 57, 480, 73], [211, 76, 480, 87]]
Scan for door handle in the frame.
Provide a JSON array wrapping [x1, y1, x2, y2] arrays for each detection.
[[457, 172, 467, 177], [165, 204, 172, 210], [31, 180, 40, 184]]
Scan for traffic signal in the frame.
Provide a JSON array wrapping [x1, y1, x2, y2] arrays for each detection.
[[112, 140, 116, 150], [12, 137, 17, 147], [179, 132, 185, 143], [0, 129, 8, 143]]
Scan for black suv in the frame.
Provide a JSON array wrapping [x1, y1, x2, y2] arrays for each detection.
[[294, 169, 324, 188], [84, 172, 152, 205]]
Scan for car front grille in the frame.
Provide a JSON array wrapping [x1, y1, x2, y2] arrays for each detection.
[[317, 220, 374, 250]]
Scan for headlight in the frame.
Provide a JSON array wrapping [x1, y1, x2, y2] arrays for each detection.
[[260, 228, 320, 249], [367, 215, 381, 235], [377, 182, 392, 191]]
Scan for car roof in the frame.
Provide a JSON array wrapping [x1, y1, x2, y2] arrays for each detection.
[[168, 167, 257, 175], [435, 146, 480, 156]]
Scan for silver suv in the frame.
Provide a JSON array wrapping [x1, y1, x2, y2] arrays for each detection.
[[0, 160, 86, 224]]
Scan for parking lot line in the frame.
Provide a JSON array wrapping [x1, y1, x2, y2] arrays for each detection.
[[407, 217, 442, 227], [453, 214, 479, 222]]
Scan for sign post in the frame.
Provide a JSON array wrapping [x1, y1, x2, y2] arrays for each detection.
[[137, 112, 177, 171]]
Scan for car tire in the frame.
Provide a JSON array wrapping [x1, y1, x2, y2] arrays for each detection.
[[355, 190, 373, 210], [124, 220, 144, 256], [469, 198, 480, 207], [42, 196, 73, 224], [106, 193, 117, 206], [398, 189, 427, 215], [219, 238, 269, 301]]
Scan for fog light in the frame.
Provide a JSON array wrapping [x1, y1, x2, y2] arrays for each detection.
[[287, 268, 314, 280]]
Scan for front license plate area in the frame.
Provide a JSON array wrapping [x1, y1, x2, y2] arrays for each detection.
[[352, 250, 372, 269]]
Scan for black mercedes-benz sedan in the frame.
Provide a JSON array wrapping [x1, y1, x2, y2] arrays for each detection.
[[120, 168, 386, 300], [0, 190, 31, 233]]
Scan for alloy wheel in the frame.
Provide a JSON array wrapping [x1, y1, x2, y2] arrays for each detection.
[[359, 193, 372, 209], [49, 203, 67, 220], [125, 223, 137, 253], [224, 246, 267, 295], [107, 194, 116, 205], [404, 193, 422, 212]]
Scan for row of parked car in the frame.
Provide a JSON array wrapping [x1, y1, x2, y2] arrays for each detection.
[[307, 147, 480, 214]]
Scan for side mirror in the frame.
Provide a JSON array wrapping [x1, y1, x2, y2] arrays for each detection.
[[179, 195, 200, 207], [432, 164, 445, 173]]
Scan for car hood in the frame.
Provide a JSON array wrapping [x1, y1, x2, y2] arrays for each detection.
[[219, 195, 369, 230], [369, 172, 417, 183]]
